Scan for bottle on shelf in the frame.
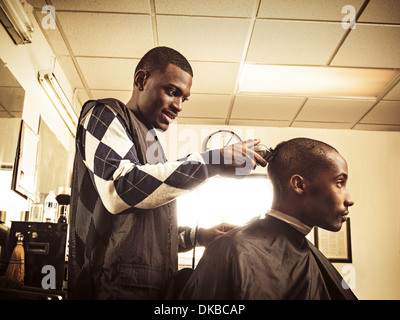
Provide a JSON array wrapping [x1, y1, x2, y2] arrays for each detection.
[[44, 190, 58, 223], [29, 193, 43, 222], [56, 186, 71, 224]]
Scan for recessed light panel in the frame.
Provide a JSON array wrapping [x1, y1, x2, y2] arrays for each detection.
[[239, 64, 399, 98]]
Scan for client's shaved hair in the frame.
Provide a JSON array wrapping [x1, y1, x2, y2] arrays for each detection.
[[267, 138, 338, 196]]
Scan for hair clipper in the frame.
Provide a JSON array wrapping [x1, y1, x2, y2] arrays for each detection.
[[254, 144, 274, 162]]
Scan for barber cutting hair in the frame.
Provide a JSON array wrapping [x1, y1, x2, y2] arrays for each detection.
[[68, 46, 267, 299]]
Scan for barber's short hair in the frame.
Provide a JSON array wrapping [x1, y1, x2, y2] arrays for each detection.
[[267, 138, 338, 194], [135, 46, 193, 77]]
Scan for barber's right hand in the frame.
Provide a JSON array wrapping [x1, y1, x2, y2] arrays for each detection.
[[220, 139, 267, 177]]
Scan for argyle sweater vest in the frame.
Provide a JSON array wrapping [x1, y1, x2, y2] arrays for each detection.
[[68, 99, 178, 299]]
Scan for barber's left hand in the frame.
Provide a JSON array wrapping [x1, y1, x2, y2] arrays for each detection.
[[197, 223, 238, 247]]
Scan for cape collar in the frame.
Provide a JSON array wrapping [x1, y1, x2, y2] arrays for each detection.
[[267, 209, 312, 236]]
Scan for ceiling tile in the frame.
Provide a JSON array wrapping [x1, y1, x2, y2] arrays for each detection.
[[56, 56, 84, 89], [26, 0, 400, 133], [57, 12, 153, 57], [0, 87, 25, 113], [258, 0, 365, 21], [26, 0, 47, 9], [358, 0, 400, 24], [231, 95, 305, 120], [246, 20, 345, 65], [0, 62, 22, 87], [9, 111, 22, 118], [353, 124, 400, 131], [76, 57, 139, 90], [331, 25, 400, 68], [0, 111, 11, 118], [0, 111, 23, 118], [360, 101, 400, 125], [157, 16, 251, 62], [228, 119, 291, 127], [33, 11, 69, 56], [296, 98, 375, 123], [291, 121, 353, 129], [179, 94, 231, 118], [189, 62, 240, 94], [51, 0, 150, 13], [384, 82, 400, 100], [155, 0, 256, 17]]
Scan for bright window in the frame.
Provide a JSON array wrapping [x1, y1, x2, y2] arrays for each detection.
[[177, 175, 273, 268], [0, 169, 29, 225]]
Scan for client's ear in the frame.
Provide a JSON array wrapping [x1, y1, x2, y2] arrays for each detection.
[[289, 174, 305, 195]]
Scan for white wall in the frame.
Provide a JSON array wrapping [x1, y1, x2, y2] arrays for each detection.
[[0, 8, 75, 223], [162, 122, 400, 300], [0, 118, 20, 164], [0, 11, 73, 146]]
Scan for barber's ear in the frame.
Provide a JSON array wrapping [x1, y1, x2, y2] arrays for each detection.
[[289, 174, 305, 195], [134, 69, 149, 90]]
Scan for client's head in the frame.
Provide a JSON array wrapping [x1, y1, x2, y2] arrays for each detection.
[[267, 137, 354, 231]]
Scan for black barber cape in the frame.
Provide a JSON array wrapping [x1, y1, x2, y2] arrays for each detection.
[[179, 215, 357, 300]]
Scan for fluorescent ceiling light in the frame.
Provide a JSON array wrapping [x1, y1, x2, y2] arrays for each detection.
[[38, 72, 78, 136], [239, 64, 400, 99], [0, 0, 34, 44]]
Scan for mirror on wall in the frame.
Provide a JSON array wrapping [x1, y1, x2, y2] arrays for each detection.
[[11, 119, 39, 200], [0, 58, 72, 225], [0, 59, 28, 224], [0, 59, 24, 167], [35, 117, 70, 203]]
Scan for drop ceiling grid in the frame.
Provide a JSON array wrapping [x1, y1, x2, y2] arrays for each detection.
[[55, 11, 154, 58], [154, 0, 258, 18], [26, 0, 400, 130], [257, 0, 366, 21]]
